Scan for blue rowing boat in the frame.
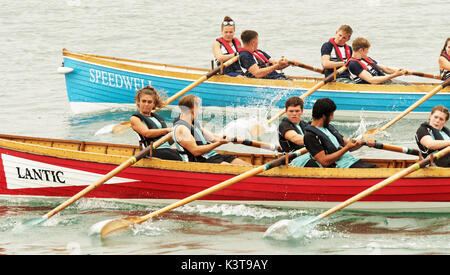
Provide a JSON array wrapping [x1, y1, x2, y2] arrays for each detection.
[[60, 49, 449, 115]]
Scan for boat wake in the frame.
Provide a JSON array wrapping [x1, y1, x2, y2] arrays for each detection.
[[178, 204, 305, 220]]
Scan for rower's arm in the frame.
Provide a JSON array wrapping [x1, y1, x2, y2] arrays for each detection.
[[321, 55, 345, 69], [312, 140, 359, 167], [439, 56, 450, 71], [358, 69, 406, 84], [130, 116, 172, 139], [175, 125, 228, 157], [420, 135, 450, 150], [248, 63, 280, 78], [285, 130, 304, 145]]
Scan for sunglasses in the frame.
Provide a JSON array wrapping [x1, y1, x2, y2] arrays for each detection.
[[222, 21, 235, 26]]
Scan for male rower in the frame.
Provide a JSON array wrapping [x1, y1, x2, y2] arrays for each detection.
[[303, 98, 378, 168], [347, 37, 410, 85], [279, 96, 318, 167], [321, 25, 353, 82], [238, 30, 291, 80]]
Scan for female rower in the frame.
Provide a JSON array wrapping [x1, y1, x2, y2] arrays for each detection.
[[212, 16, 244, 77], [130, 86, 181, 161], [439, 37, 450, 81], [415, 105, 450, 167]]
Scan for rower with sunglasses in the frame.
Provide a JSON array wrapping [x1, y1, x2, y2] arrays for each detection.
[[212, 16, 244, 77], [238, 30, 291, 80]]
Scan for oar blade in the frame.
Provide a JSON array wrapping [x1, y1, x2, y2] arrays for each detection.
[[363, 128, 382, 136], [99, 216, 142, 238], [111, 122, 132, 135], [22, 216, 48, 226], [249, 124, 267, 139], [264, 216, 321, 240]]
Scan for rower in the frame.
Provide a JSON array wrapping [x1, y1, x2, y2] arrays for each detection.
[[212, 16, 244, 77], [347, 37, 410, 85], [321, 25, 353, 82], [238, 30, 291, 80], [278, 96, 318, 167], [415, 105, 450, 167], [439, 37, 450, 81], [130, 86, 182, 161], [303, 98, 378, 168], [172, 94, 251, 165]]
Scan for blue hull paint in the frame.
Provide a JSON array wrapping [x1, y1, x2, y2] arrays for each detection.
[[62, 56, 449, 113]]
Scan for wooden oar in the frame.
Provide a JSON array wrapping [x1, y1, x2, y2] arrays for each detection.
[[273, 146, 450, 239], [365, 77, 450, 136], [288, 60, 324, 75], [23, 133, 172, 226], [95, 148, 309, 238], [110, 56, 240, 134], [249, 65, 348, 138]]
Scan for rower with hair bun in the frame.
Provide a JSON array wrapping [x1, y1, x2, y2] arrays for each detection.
[[212, 16, 244, 77]]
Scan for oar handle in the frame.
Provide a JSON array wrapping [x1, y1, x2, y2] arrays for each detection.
[[230, 137, 282, 152], [409, 71, 442, 80], [318, 146, 450, 219], [288, 60, 324, 74], [363, 141, 419, 156], [43, 133, 172, 219], [267, 66, 348, 126]]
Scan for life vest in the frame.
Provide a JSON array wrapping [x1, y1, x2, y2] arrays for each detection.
[[278, 118, 309, 152], [132, 112, 167, 148], [216, 37, 241, 54], [347, 57, 384, 75], [172, 118, 218, 162], [329, 38, 351, 62], [441, 51, 450, 80], [215, 37, 243, 75], [304, 124, 345, 155], [238, 48, 271, 67], [415, 122, 450, 158]]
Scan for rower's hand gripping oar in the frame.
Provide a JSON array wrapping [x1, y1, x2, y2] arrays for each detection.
[[365, 77, 450, 136], [23, 133, 172, 226], [110, 56, 240, 134], [94, 148, 309, 238], [249, 65, 348, 138], [266, 146, 450, 239]]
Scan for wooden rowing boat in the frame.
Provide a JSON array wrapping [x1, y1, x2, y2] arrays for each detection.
[[1, 134, 449, 212], [59, 49, 450, 115]]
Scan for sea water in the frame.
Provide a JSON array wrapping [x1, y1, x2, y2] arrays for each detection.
[[1, 0, 450, 256]]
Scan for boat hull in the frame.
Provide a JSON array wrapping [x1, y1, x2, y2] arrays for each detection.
[[61, 49, 450, 115], [1, 134, 450, 212]]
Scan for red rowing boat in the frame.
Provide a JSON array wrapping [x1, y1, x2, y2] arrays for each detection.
[[0, 134, 449, 212]]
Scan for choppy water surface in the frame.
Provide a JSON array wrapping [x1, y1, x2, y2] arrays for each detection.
[[1, 0, 449, 255]]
